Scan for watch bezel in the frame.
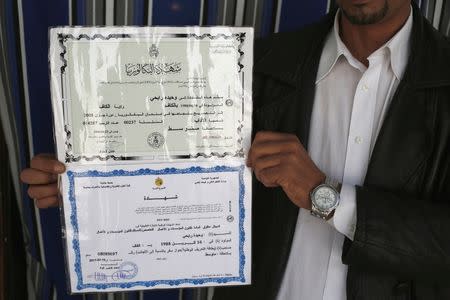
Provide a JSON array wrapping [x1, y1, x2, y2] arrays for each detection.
[[310, 183, 340, 215]]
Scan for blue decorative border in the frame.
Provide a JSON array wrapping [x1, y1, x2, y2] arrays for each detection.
[[67, 165, 246, 290]]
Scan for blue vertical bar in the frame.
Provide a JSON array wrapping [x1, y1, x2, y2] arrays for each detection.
[[4, 0, 38, 259], [21, 0, 84, 298], [152, 0, 201, 25], [278, 0, 328, 32], [75, 0, 86, 25], [133, 0, 145, 25], [182, 289, 194, 300], [205, 0, 218, 25], [260, 0, 276, 37]]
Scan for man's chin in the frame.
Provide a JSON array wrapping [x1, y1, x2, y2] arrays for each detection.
[[340, 0, 389, 25]]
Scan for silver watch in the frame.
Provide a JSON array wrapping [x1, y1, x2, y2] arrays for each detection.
[[310, 177, 340, 220]]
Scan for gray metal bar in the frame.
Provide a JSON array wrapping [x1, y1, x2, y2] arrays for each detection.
[[225, 0, 236, 25], [217, 0, 239, 25], [68, 0, 73, 25], [105, 0, 115, 25], [274, 0, 283, 33], [126, 0, 135, 25], [217, 0, 227, 25], [433, 0, 443, 29], [86, 0, 94, 25], [146, 0, 153, 25], [115, 0, 126, 25], [16, 0, 45, 271], [243, 0, 264, 36], [95, 0, 106, 25], [199, 0, 205, 25], [207, 287, 214, 300], [235, 0, 245, 26]]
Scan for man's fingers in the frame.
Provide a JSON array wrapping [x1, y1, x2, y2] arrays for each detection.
[[248, 140, 299, 167], [30, 154, 65, 174], [34, 196, 60, 209], [253, 131, 297, 143], [252, 153, 283, 174], [20, 168, 58, 185], [252, 154, 282, 186], [256, 165, 281, 188], [251, 140, 297, 155], [28, 183, 58, 199]]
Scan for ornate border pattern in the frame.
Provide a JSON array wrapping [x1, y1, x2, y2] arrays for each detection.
[[57, 32, 247, 162], [67, 165, 246, 290]]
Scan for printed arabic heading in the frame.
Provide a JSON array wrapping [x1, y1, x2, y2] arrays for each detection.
[[125, 62, 182, 76]]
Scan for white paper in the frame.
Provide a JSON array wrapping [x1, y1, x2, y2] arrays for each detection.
[[49, 26, 253, 293]]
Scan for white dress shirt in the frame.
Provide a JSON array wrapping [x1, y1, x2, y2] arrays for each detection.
[[276, 8, 412, 300]]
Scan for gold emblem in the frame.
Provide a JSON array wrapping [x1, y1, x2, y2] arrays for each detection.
[[155, 177, 163, 187]]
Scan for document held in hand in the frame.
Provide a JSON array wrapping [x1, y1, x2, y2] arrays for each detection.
[[49, 26, 253, 293]]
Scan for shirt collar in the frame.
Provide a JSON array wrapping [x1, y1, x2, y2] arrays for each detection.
[[316, 7, 413, 83], [385, 7, 413, 79]]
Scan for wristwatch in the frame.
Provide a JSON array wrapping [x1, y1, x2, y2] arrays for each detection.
[[310, 177, 341, 220]]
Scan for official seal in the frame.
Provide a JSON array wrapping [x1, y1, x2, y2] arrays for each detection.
[[117, 261, 138, 280], [147, 132, 165, 149]]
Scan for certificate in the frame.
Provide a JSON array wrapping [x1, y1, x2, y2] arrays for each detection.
[[49, 27, 253, 293]]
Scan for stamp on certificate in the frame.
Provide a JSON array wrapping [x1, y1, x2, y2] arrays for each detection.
[[89, 272, 107, 282], [147, 132, 165, 149], [116, 261, 138, 280]]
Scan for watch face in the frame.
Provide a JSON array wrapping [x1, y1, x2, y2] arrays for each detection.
[[313, 186, 337, 211]]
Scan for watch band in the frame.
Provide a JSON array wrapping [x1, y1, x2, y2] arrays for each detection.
[[311, 206, 329, 220], [325, 177, 340, 192]]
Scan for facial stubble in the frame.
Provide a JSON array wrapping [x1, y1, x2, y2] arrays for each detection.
[[340, 0, 389, 25]]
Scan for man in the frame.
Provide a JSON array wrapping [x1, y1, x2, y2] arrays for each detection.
[[21, 0, 450, 299]]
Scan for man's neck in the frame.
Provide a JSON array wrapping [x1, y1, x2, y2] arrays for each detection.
[[339, 5, 411, 66]]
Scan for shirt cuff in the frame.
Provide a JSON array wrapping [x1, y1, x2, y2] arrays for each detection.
[[327, 184, 357, 240]]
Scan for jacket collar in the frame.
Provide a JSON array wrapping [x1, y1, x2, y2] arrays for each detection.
[[406, 3, 450, 88], [253, 12, 333, 87], [254, 3, 450, 89]]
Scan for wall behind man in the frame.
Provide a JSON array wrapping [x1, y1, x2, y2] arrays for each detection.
[[1, 0, 447, 300]]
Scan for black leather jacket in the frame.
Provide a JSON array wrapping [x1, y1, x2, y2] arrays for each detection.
[[213, 3, 450, 300]]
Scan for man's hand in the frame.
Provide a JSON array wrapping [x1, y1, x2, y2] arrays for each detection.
[[247, 131, 325, 210], [20, 153, 65, 208]]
